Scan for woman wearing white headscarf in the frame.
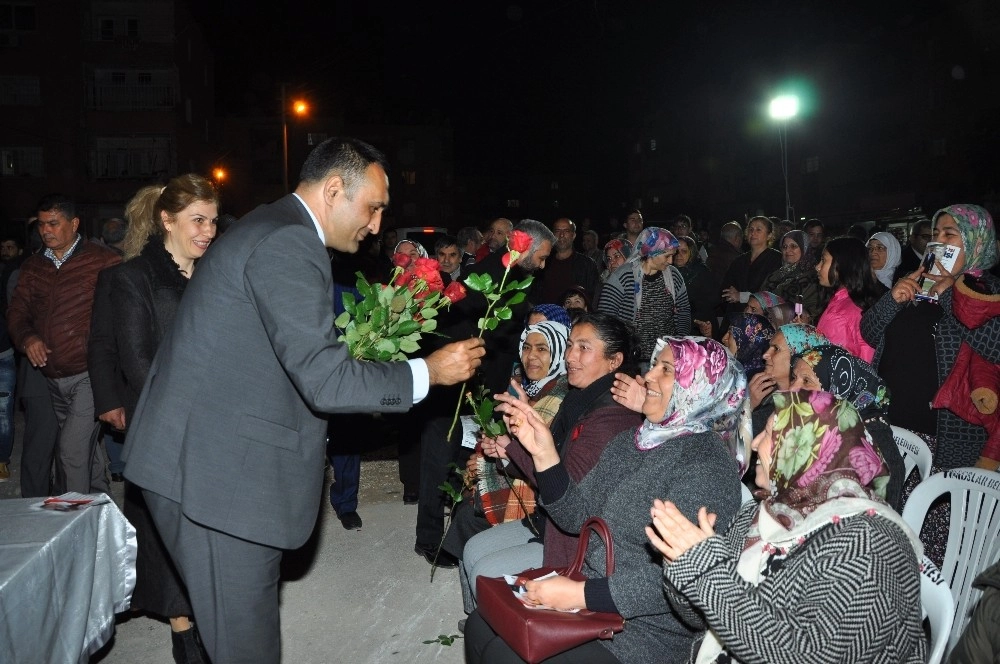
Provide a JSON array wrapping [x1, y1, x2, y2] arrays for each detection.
[[867, 231, 902, 288]]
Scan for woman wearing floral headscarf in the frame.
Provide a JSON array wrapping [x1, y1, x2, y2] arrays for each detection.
[[746, 323, 830, 434], [861, 204, 1000, 470], [598, 227, 691, 368], [789, 344, 905, 510], [466, 337, 746, 664], [761, 230, 822, 321], [649, 391, 926, 664]]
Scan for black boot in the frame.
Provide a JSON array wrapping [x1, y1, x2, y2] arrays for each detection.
[[171, 625, 207, 664]]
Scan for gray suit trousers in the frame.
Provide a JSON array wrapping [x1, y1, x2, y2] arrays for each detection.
[[144, 490, 283, 664]]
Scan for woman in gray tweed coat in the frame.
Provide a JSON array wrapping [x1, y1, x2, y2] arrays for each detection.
[[650, 390, 925, 663], [465, 336, 749, 664]]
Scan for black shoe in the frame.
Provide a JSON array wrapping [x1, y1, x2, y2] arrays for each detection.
[[171, 626, 207, 664], [111, 473, 124, 483], [338, 511, 363, 530], [414, 544, 459, 568], [402, 492, 419, 505]]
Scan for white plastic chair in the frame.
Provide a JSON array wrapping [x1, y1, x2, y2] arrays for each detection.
[[902, 468, 1000, 655], [919, 558, 954, 664], [891, 425, 933, 484], [740, 483, 755, 504]]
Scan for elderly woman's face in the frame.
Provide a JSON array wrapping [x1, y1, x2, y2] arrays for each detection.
[[744, 299, 764, 316], [398, 241, 421, 262], [781, 238, 802, 266], [605, 249, 626, 271], [746, 220, 770, 248], [789, 358, 821, 392], [751, 414, 776, 489], [520, 331, 553, 382], [565, 323, 619, 389], [641, 344, 676, 422], [933, 213, 966, 273], [674, 242, 691, 267], [762, 331, 792, 389], [867, 239, 887, 270]]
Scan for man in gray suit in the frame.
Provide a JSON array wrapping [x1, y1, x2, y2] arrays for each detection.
[[122, 138, 484, 663]]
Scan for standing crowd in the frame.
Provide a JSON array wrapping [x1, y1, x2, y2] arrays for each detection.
[[1, 136, 998, 663]]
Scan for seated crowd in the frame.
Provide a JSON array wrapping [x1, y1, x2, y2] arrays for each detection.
[[420, 206, 997, 662]]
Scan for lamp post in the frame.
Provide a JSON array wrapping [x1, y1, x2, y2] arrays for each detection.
[[768, 94, 799, 222], [281, 84, 309, 193]]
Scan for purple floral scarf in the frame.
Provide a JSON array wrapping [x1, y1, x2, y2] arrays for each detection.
[[635, 336, 752, 474]]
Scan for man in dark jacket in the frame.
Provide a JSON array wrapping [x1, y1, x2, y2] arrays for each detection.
[[7, 194, 121, 493]]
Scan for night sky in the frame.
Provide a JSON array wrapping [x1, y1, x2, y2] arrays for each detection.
[[188, 0, 1000, 220]]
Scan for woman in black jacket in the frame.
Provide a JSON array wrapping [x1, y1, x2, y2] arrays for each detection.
[[89, 173, 218, 663]]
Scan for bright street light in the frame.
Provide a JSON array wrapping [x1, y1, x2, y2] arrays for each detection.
[[281, 85, 309, 193], [768, 95, 800, 121], [769, 94, 800, 222]]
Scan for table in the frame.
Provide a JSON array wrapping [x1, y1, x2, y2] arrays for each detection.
[[0, 496, 136, 664]]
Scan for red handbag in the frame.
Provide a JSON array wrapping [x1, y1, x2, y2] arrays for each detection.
[[476, 516, 625, 663]]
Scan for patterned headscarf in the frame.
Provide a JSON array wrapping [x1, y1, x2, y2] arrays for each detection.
[[868, 231, 902, 288], [933, 204, 998, 276], [793, 344, 890, 421], [761, 391, 890, 530], [633, 227, 680, 259], [628, 227, 680, 316], [728, 313, 775, 379], [778, 324, 829, 356], [393, 239, 429, 259], [750, 291, 786, 310], [527, 304, 572, 329], [518, 321, 569, 398], [636, 336, 751, 474], [603, 238, 633, 261]]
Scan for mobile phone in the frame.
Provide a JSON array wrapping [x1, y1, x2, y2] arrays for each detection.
[[508, 363, 523, 397], [794, 295, 803, 316]]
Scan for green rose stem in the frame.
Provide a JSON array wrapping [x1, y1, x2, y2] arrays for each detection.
[[444, 251, 520, 441]]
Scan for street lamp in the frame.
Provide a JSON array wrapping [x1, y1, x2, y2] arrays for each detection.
[[768, 94, 799, 222], [281, 84, 309, 193]]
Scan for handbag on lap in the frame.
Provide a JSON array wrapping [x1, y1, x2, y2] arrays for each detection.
[[476, 516, 625, 663]]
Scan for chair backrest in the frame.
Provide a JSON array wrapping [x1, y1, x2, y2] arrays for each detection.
[[920, 558, 955, 664], [891, 425, 933, 483], [740, 483, 755, 504], [902, 468, 1000, 654]]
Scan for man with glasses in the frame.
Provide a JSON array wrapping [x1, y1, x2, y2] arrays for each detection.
[[531, 217, 600, 304], [894, 219, 932, 281]]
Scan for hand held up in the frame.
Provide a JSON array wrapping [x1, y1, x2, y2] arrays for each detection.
[[426, 338, 485, 386]]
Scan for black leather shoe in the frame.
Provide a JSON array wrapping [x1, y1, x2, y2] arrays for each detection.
[[402, 493, 419, 505], [338, 511, 363, 530], [111, 473, 124, 483], [414, 544, 459, 568]]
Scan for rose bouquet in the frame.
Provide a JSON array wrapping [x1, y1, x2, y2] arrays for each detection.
[[334, 253, 466, 362]]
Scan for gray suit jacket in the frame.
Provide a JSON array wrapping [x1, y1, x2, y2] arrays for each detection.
[[123, 194, 413, 549]]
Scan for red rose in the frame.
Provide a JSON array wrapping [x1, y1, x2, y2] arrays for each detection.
[[393, 271, 413, 288], [501, 252, 512, 268], [442, 281, 467, 304], [508, 230, 532, 254], [392, 252, 412, 268], [412, 258, 444, 293]]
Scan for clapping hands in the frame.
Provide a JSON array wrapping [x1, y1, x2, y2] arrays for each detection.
[[645, 499, 717, 562]]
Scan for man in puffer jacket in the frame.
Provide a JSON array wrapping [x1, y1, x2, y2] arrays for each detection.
[[7, 194, 121, 493]]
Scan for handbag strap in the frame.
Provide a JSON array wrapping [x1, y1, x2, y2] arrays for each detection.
[[567, 517, 615, 577]]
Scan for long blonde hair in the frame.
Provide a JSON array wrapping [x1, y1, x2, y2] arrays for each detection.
[[122, 173, 218, 260]]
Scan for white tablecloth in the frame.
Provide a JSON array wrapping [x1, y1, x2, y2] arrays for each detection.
[[0, 496, 136, 664]]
